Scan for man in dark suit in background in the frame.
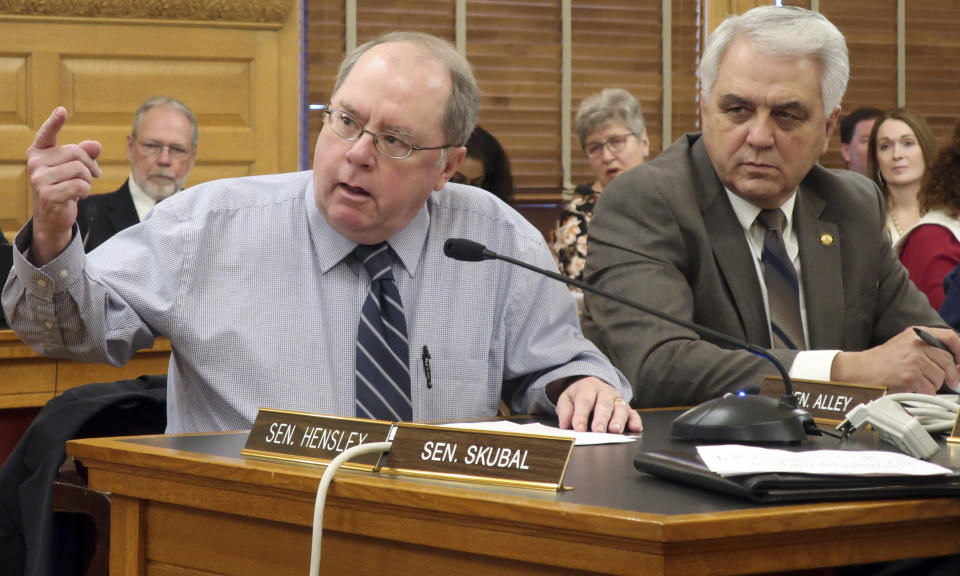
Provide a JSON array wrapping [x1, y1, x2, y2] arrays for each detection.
[[839, 107, 882, 176], [77, 97, 197, 251], [581, 6, 960, 408]]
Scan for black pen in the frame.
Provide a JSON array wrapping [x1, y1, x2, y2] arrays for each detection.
[[913, 327, 956, 362], [913, 328, 960, 396], [422, 345, 432, 389]]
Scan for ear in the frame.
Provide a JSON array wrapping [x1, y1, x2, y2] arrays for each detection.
[[434, 145, 467, 191], [639, 130, 651, 160], [126, 134, 136, 165], [822, 107, 841, 156], [840, 143, 852, 164]]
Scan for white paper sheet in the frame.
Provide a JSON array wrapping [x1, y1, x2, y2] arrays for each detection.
[[439, 421, 637, 446], [696, 444, 953, 477]]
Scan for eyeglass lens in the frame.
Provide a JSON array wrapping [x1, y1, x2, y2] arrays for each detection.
[[138, 141, 191, 160], [585, 134, 633, 157], [325, 109, 414, 159]]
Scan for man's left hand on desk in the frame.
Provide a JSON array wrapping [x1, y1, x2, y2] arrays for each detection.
[[555, 376, 643, 434]]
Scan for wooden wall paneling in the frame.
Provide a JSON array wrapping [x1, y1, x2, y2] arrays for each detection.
[[305, 0, 347, 167], [906, 0, 960, 147], [277, 3, 303, 173], [821, 1, 898, 169], [357, 0, 455, 42], [570, 1, 662, 193], [295, 2, 960, 197], [705, 0, 767, 35], [468, 0, 561, 200], [671, 0, 702, 144], [0, 2, 300, 233]]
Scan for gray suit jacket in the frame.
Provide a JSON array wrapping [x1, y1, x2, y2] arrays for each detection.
[[580, 133, 945, 408]]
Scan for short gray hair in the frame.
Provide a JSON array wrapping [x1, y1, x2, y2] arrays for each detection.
[[334, 31, 479, 147], [698, 6, 849, 116], [132, 96, 198, 151], [574, 88, 646, 148]]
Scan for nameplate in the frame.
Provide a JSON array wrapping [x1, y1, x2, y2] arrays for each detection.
[[241, 408, 393, 470], [380, 423, 575, 491], [760, 377, 886, 424]]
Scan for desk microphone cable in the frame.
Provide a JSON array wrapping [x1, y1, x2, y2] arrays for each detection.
[[309, 441, 393, 576]]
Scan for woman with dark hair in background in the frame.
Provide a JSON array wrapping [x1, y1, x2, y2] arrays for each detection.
[[867, 107, 939, 246], [450, 125, 514, 203], [897, 121, 960, 310]]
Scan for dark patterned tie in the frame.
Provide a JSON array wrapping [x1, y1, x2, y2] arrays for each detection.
[[354, 243, 412, 421], [757, 209, 806, 350]]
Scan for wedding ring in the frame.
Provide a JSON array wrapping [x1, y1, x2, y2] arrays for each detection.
[[614, 398, 626, 405]]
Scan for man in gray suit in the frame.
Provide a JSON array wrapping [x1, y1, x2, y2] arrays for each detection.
[[581, 6, 960, 408]]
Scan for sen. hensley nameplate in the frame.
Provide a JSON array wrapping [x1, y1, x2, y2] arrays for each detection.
[[760, 377, 886, 424], [380, 422, 575, 491], [241, 408, 393, 470]]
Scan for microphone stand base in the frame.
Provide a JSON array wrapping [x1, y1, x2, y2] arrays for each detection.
[[670, 393, 814, 444]]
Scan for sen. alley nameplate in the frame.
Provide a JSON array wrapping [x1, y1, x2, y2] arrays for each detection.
[[241, 408, 393, 470], [379, 422, 575, 491], [760, 376, 886, 424]]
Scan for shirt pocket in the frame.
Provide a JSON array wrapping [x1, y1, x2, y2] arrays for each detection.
[[416, 349, 495, 421]]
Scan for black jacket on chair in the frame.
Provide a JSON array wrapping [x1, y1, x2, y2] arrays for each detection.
[[0, 375, 167, 576]]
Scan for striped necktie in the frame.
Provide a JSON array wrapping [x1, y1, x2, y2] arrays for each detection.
[[354, 243, 412, 421], [757, 209, 806, 350]]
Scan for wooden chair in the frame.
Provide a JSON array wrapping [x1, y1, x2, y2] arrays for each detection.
[[52, 459, 110, 576]]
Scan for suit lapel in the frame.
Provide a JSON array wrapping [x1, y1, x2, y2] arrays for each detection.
[[104, 180, 141, 233], [794, 180, 843, 348], [691, 140, 771, 346]]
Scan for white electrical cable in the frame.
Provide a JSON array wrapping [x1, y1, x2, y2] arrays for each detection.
[[887, 392, 960, 433], [884, 393, 959, 433], [309, 441, 393, 576]]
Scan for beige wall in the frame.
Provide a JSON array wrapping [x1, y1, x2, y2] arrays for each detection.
[[0, 0, 301, 237]]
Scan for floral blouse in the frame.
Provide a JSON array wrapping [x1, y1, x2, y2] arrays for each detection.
[[552, 184, 600, 280]]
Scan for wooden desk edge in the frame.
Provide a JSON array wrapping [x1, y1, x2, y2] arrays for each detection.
[[66, 433, 960, 545]]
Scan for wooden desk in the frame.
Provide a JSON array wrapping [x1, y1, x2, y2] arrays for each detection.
[[0, 330, 171, 409], [67, 411, 960, 575]]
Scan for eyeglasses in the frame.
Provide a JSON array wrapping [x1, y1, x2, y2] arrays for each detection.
[[136, 140, 192, 161], [322, 107, 449, 159], [584, 133, 636, 158]]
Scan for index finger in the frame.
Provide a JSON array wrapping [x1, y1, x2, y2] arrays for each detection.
[[31, 106, 68, 152]]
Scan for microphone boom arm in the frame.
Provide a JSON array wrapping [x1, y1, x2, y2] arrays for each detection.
[[484, 247, 796, 403]]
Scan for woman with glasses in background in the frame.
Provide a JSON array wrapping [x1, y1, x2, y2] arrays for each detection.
[[553, 88, 649, 280]]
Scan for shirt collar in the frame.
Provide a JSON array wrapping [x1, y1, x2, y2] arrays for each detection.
[[305, 178, 430, 277], [725, 188, 799, 233], [127, 175, 158, 221]]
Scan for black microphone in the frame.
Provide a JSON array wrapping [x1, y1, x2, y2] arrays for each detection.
[[443, 237, 816, 444], [81, 203, 98, 250]]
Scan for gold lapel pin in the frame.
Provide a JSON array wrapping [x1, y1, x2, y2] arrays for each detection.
[[819, 233, 835, 247]]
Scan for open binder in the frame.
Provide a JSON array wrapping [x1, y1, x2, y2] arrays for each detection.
[[634, 450, 960, 503]]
